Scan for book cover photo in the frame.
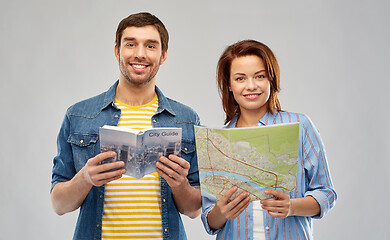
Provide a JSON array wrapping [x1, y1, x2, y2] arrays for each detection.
[[99, 125, 182, 179]]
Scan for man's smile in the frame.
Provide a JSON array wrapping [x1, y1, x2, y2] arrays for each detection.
[[130, 63, 148, 71]]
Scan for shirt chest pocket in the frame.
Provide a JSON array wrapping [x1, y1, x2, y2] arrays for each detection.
[[181, 141, 195, 155], [68, 133, 99, 170], [181, 140, 196, 171]]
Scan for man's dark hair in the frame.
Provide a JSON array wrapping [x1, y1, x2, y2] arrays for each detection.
[[116, 12, 169, 53]]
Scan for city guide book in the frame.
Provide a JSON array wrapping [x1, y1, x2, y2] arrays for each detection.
[[99, 125, 182, 179], [194, 123, 299, 201]]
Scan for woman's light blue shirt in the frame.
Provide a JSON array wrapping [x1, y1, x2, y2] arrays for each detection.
[[201, 111, 337, 240]]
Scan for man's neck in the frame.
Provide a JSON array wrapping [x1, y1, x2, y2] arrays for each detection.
[[115, 79, 156, 106]]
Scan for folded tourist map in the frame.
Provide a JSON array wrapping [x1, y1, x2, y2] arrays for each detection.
[[194, 123, 299, 201]]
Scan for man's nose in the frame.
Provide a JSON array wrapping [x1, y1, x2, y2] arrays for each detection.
[[135, 46, 146, 59]]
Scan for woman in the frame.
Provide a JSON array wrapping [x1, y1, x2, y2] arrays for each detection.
[[201, 40, 337, 239]]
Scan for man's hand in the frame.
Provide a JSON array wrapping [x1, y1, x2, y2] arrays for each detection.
[[261, 190, 291, 218], [83, 151, 126, 187], [155, 154, 201, 218], [51, 151, 126, 215], [156, 154, 190, 190], [207, 186, 250, 230]]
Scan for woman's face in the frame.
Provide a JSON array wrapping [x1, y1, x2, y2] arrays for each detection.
[[229, 55, 271, 117]]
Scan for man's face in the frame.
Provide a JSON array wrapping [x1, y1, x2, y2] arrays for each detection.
[[115, 26, 167, 86]]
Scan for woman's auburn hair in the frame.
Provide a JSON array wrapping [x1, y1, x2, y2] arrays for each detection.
[[217, 40, 281, 124]]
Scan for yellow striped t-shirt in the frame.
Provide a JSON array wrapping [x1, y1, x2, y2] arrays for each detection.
[[102, 94, 163, 240]]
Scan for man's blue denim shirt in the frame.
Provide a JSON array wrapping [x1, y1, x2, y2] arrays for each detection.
[[51, 81, 200, 240]]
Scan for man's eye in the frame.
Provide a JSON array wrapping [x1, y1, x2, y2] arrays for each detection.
[[126, 43, 135, 47], [147, 45, 156, 49]]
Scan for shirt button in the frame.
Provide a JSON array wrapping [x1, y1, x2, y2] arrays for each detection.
[[265, 226, 269, 230], [99, 195, 103, 198], [153, 119, 157, 123], [96, 224, 100, 228], [164, 229, 167, 232], [115, 115, 119, 118], [80, 140, 84, 144], [184, 147, 188, 151], [163, 199, 166, 202]]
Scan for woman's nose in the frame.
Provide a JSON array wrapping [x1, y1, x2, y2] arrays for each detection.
[[246, 78, 257, 90]]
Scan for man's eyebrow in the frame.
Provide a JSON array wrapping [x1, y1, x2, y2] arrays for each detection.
[[122, 38, 160, 45], [122, 37, 136, 42], [145, 39, 160, 45]]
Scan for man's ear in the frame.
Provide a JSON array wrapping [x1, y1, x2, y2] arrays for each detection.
[[114, 45, 120, 62], [160, 51, 168, 65]]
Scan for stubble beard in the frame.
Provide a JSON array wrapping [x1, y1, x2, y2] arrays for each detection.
[[119, 57, 161, 87]]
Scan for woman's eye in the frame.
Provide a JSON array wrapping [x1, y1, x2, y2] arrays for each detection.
[[256, 75, 265, 79]]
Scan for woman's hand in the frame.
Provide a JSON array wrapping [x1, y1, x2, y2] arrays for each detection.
[[207, 186, 250, 230], [216, 186, 250, 220], [261, 190, 292, 218]]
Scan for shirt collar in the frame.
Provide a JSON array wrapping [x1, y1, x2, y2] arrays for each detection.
[[262, 110, 278, 125], [155, 85, 176, 116], [101, 81, 118, 110], [226, 111, 278, 128]]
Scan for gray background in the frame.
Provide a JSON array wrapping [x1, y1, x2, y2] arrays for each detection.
[[1, 0, 389, 239]]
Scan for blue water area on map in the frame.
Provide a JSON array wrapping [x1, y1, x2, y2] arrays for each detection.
[[200, 170, 283, 200], [200, 170, 272, 191]]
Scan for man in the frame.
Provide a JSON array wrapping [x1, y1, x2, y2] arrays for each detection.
[[51, 12, 201, 240]]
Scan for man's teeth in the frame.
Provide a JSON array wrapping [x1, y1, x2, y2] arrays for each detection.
[[133, 64, 146, 69]]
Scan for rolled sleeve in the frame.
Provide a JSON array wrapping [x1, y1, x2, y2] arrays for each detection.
[[201, 197, 221, 235], [301, 114, 337, 219], [305, 188, 337, 219], [51, 112, 76, 192]]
